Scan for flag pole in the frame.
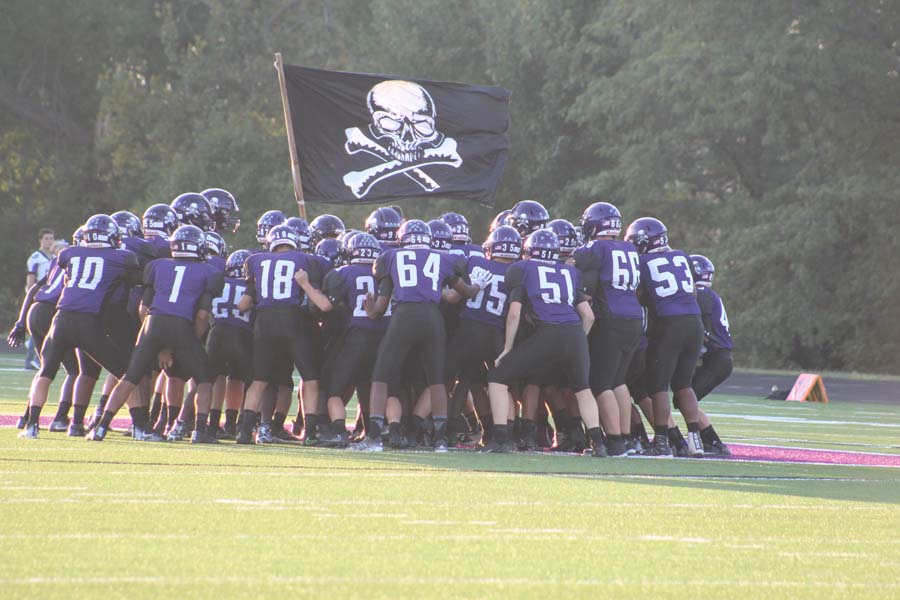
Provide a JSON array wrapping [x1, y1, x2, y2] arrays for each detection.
[[273, 53, 307, 220]]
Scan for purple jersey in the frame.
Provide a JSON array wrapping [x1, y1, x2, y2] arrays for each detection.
[[56, 246, 139, 314], [33, 257, 65, 304], [207, 255, 226, 274], [505, 259, 584, 325], [145, 258, 223, 322], [638, 249, 701, 317], [449, 242, 485, 259], [111, 236, 159, 306], [145, 234, 171, 258], [460, 256, 511, 329], [211, 275, 253, 332], [244, 250, 323, 309], [572, 239, 643, 320], [697, 286, 733, 351], [374, 247, 462, 305], [324, 263, 390, 331]]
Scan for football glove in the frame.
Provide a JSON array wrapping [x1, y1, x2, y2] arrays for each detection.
[[7, 322, 26, 348]]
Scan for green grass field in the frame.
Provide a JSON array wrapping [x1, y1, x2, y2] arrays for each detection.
[[1, 355, 899, 598]]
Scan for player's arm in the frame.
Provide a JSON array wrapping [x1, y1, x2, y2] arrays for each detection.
[[237, 256, 256, 313], [123, 253, 142, 287], [295, 267, 332, 312], [495, 264, 524, 366], [138, 262, 156, 320], [366, 254, 391, 318], [576, 299, 594, 335], [448, 256, 485, 300], [7, 278, 44, 348]]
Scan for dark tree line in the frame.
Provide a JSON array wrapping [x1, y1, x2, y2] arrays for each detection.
[[2, 0, 898, 373]]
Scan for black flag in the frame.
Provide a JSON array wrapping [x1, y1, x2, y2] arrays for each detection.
[[280, 64, 510, 206]]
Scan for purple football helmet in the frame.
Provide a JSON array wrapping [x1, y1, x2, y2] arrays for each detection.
[[226, 249, 251, 278], [142, 204, 178, 238], [346, 233, 381, 264], [170, 225, 206, 259], [285, 217, 312, 251], [310, 214, 345, 246], [266, 224, 300, 252], [523, 228, 559, 262], [315, 238, 343, 268], [510, 200, 550, 236], [486, 225, 522, 261], [625, 217, 668, 254], [365, 207, 403, 246], [427, 219, 453, 251], [690, 254, 715, 286], [489, 209, 514, 234], [83, 214, 120, 249], [204, 231, 227, 257], [547, 219, 578, 258], [201, 188, 240, 233], [256, 210, 286, 244], [171, 193, 214, 232], [440, 212, 469, 242], [398, 219, 431, 247], [580, 202, 623, 239]]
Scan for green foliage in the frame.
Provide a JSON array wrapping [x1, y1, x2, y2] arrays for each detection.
[[1, 0, 898, 372]]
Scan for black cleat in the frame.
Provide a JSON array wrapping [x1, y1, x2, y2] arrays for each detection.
[[290, 418, 304, 436], [190, 430, 219, 444], [273, 427, 296, 443], [433, 436, 449, 453], [478, 439, 509, 453], [49, 418, 70, 433], [219, 423, 237, 440], [15, 416, 26, 430], [166, 420, 187, 442], [606, 438, 628, 457], [388, 427, 407, 449], [18, 423, 39, 439], [235, 430, 255, 445], [67, 421, 86, 437], [641, 435, 674, 457], [704, 440, 732, 457], [586, 440, 608, 458], [318, 429, 350, 448], [348, 435, 383, 452]]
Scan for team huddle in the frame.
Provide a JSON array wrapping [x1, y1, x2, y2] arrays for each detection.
[[9, 190, 735, 457]]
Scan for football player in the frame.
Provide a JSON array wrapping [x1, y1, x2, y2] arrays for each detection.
[[484, 229, 602, 455], [171, 192, 215, 232], [352, 219, 476, 452], [89, 225, 223, 443], [201, 187, 241, 234], [441, 212, 485, 258], [21, 215, 140, 439], [365, 207, 403, 250], [310, 214, 345, 247], [236, 224, 324, 445], [508, 200, 550, 238], [689, 254, 733, 456], [572, 203, 644, 457], [626, 217, 705, 457]]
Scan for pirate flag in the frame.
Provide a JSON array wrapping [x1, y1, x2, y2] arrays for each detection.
[[280, 64, 510, 206]]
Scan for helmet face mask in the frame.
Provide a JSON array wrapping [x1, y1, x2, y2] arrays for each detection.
[[170, 225, 206, 259], [111, 211, 143, 239], [486, 225, 522, 261]]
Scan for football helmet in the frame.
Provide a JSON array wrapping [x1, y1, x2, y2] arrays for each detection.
[[427, 219, 453, 251], [580, 202, 623, 239], [72, 226, 85, 247], [489, 209, 514, 234], [690, 254, 715, 286], [625, 217, 668, 254], [266, 224, 300, 252], [83, 214, 120, 248], [171, 193, 214, 231], [315, 238, 343, 268], [547, 219, 578, 257], [170, 225, 206, 259], [440, 212, 469, 242], [510, 200, 550, 236], [347, 233, 381, 264], [111, 211, 143, 239], [486, 225, 522, 261], [398, 219, 431, 248], [284, 217, 312, 251], [310, 214, 345, 246], [225, 249, 251, 278], [365, 207, 403, 246], [524, 228, 559, 262], [201, 188, 240, 233], [204, 231, 227, 257], [142, 204, 178, 238], [256, 210, 286, 244]]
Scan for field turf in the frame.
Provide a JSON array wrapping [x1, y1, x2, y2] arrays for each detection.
[[1, 355, 899, 598]]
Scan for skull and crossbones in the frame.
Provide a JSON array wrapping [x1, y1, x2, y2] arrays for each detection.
[[343, 80, 462, 199]]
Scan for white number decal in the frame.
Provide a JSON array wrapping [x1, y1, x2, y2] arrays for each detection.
[[466, 274, 507, 316], [397, 251, 440, 291], [168, 265, 186, 303], [611, 249, 641, 291], [260, 259, 294, 300], [720, 303, 730, 332], [354, 275, 374, 317], [213, 282, 250, 323], [212, 282, 230, 318], [648, 255, 693, 297], [538, 266, 574, 305], [44, 269, 65, 295], [67, 256, 104, 291]]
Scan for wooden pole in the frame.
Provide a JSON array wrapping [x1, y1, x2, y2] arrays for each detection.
[[273, 53, 307, 220]]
